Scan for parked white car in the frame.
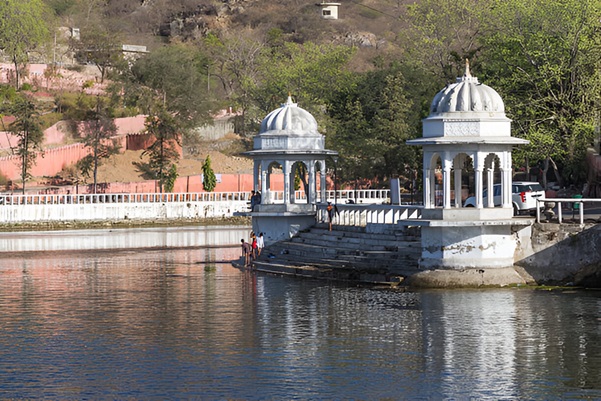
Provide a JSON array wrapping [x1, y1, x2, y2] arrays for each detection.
[[463, 181, 545, 215]]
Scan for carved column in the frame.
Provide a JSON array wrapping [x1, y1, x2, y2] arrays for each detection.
[[486, 167, 494, 208], [454, 167, 462, 208], [442, 159, 452, 209], [475, 153, 484, 209]]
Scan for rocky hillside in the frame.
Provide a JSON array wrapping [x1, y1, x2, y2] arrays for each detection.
[[61, 0, 412, 65]]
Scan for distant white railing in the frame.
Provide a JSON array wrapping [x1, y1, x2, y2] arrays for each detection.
[[0, 189, 390, 206], [317, 203, 422, 227], [0, 191, 253, 205], [321, 189, 391, 204], [536, 198, 601, 225], [0, 190, 396, 224], [267, 189, 390, 204]]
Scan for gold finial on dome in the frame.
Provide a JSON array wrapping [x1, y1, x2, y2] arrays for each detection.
[[465, 59, 472, 78]]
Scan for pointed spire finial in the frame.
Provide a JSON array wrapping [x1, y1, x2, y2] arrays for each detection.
[[465, 59, 472, 78]]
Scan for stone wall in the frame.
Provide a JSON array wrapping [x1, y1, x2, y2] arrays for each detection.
[[515, 223, 601, 286]]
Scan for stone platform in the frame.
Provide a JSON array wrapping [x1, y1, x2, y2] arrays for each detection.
[[236, 223, 537, 289], [241, 223, 422, 286]]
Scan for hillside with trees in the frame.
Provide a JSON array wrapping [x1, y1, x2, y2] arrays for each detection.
[[0, 0, 600, 194]]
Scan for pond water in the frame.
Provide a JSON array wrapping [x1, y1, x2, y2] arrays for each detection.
[[0, 226, 599, 399]]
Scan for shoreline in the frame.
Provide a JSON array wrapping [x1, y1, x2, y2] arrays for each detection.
[[0, 216, 252, 232]]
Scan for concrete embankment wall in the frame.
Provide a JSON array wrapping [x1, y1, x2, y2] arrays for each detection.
[[0, 200, 250, 225], [515, 223, 601, 286]]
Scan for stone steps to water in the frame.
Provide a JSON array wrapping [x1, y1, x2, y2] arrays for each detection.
[[266, 241, 421, 262], [253, 224, 422, 285], [289, 235, 419, 252], [310, 224, 420, 241]]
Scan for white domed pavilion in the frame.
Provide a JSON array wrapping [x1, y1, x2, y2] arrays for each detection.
[[244, 96, 337, 243], [405, 61, 532, 280], [408, 60, 528, 219]]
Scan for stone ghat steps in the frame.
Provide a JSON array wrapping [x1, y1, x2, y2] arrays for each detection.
[[266, 241, 421, 263], [253, 224, 422, 283], [290, 232, 420, 251]]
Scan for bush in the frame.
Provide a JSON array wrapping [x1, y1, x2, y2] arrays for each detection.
[[39, 112, 64, 130], [65, 64, 85, 73]]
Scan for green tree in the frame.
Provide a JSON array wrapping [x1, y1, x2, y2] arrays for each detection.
[[327, 66, 422, 185], [164, 163, 178, 193], [202, 32, 264, 136], [401, 0, 490, 82], [202, 155, 217, 192], [479, 0, 601, 186], [76, 97, 120, 193], [71, 24, 123, 83], [138, 109, 181, 193], [45, 0, 77, 16], [251, 41, 355, 120], [125, 43, 213, 129], [5, 96, 45, 193], [0, 0, 50, 89]]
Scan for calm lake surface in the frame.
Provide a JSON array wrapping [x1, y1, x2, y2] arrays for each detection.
[[0, 226, 600, 400]]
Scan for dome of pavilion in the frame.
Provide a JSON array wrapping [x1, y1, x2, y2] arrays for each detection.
[[259, 96, 318, 135], [429, 61, 505, 115]]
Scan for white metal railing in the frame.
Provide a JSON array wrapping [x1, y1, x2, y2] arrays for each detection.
[[265, 189, 390, 204], [0, 189, 392, 207], [536, 198, 601, 224], [316, 203, 422, 227], [320, 189, 390, 204], [0, 190, 402, 224], [0, 191, 254, 205]]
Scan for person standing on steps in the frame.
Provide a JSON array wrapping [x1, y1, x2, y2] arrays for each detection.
[[257, 232, 265, 257], [241, 238, 251, 267], [251, 233, 258, 260], [327, 202, 334, 231]]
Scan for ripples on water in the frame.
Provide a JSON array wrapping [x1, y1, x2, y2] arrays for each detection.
[[0, 228, 599, 399]]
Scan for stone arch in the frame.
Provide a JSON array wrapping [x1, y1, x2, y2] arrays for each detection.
[[314, 160, 326, 203], [483, 153, 501, 208], [451, 152, 473, 208], [424, 149, 516, 211], [431, 153, 443, 207], [262, 161, 282, 204], [290, 160, 311, 204]]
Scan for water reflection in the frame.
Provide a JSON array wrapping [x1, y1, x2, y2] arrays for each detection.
[[0, 228, 599, 399], [0, 225, 250, 252]]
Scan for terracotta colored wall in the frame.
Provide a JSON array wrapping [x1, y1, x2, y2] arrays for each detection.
[[0, 132, 17, 150], [0, 143, 90, 180], [1, 120, 69, 150], [126, 133, 183, 157], [172, 174, 257, 193], [126, 133, 155, 151], [39, 173, 285, 195], [99, 174, 282, 194], [115, 116, 146, 136], [0, 116, 154, 181], [1, 116, 147, 152]]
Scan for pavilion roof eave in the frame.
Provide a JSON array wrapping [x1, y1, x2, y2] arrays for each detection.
[[243, 149, 339, 157], [406, 137, 529, 146]]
